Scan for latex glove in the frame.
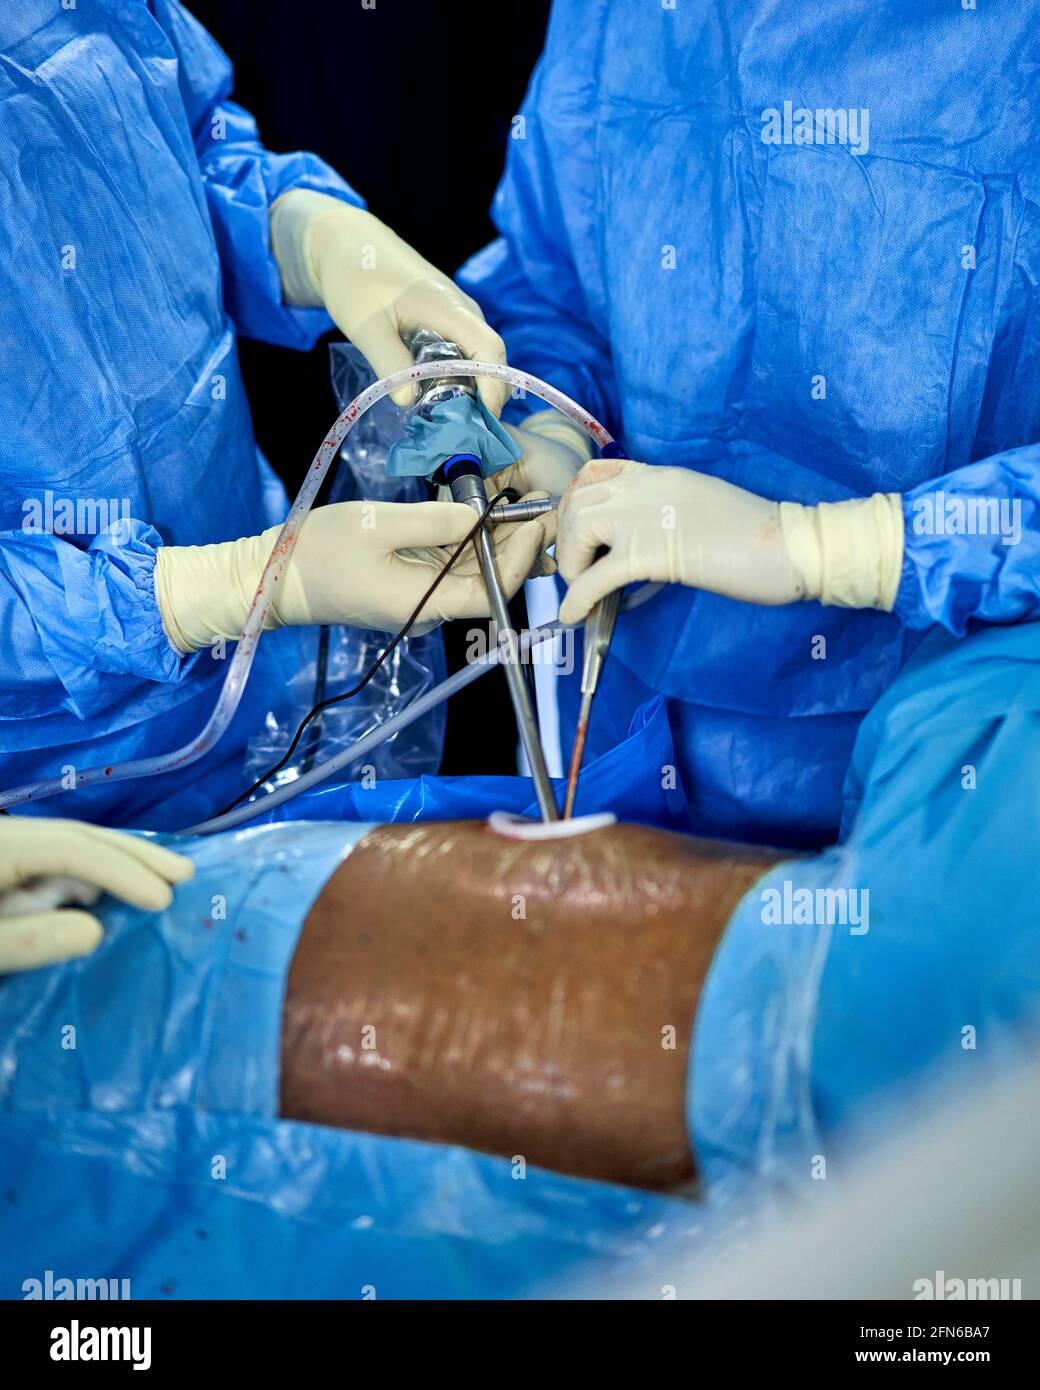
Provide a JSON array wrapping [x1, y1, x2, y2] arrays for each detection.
[[556, 458, 904, 625], [0, 819, 194, 974], [155, 500, 557, 652], [406, 492, 558, 580], [271, 190, 508, 415], [441, 410, 594, 508], [493, 411, 596, 497]]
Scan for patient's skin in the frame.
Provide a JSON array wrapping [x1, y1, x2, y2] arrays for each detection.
[[280, 821, 782, 1188]]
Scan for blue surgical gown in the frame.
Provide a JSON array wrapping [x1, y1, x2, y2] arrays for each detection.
[[459, 0, 1040, 847], [0, 0, 362, 829]]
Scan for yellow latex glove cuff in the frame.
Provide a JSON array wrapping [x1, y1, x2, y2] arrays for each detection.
[[779, 492, 905, 610]]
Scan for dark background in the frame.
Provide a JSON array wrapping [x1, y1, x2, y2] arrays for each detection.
[[190, 0, 553, 773]]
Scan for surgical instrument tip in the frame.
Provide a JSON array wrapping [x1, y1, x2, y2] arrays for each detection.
[[562, 702, 591, 820]]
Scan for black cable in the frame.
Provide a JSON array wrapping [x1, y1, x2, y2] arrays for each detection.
[[299, 623, 330, 776], [213, 490, 513, 818]]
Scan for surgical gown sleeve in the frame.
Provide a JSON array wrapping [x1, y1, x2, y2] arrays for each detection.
[[0, 523, 193, 724], [456, 33, 619, 427], [151, 0, 365, 350], [895, 443, 1040, 633]]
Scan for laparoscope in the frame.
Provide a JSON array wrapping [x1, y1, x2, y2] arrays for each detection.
[[405, 328, 558, 822], [405, 327, 632, 823], [0, 343, 653, 830]]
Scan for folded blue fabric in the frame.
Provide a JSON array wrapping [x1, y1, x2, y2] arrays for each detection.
[[386, 395, 522, 479]]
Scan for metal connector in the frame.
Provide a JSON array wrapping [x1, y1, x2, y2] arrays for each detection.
[[486, 496, 561, 524]]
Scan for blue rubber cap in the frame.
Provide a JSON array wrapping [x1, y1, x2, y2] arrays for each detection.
[[438, 452, 483, 484]]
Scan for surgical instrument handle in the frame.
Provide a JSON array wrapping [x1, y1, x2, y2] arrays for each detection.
[[581, 588, 621, 698], [403, 327, 476, 414]]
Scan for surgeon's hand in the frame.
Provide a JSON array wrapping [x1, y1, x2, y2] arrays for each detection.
[[489, 411, 596, 498], [156, 500, 557, 652], [270, 190, 508, 415], [0, 820, 194, 974], [556, 459, 904, 624]]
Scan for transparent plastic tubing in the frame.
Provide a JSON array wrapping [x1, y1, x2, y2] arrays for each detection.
[[0, 362, 615, 813], [184, 624, 562, 836]]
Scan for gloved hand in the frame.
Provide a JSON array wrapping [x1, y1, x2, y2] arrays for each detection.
[[556, 458, 904, 625], [0, 819, 194, 974], [491, 411, 596, 498], [271, 190, 508, 415], [155, 500, 557, 652]]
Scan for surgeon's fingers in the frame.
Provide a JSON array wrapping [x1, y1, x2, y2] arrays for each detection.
[[486, 511, 558, 590], [77, 825, 195, 885], [346, 312, 419, 408], [556, 494, 619, 583], [560, 456, 634, 505], [0, 910, 103, 974], [423, 514, 554, 622], [480, 459, 526, 501], [558, 480, 621, 520], [559, 550, 631, 626], [384, 501, 483, 551], [20, 827, 184, 913], [555, 487, 618, 573], [556, 460, 638, 550], [0, 875, 101, 918], [498, 491, 558, 549], [439, 304, 509, 418]]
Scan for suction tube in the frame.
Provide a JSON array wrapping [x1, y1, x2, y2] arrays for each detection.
[[0, 363, 615, 813]]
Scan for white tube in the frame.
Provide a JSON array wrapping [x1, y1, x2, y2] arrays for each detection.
[[0, 363, 616, 813]]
